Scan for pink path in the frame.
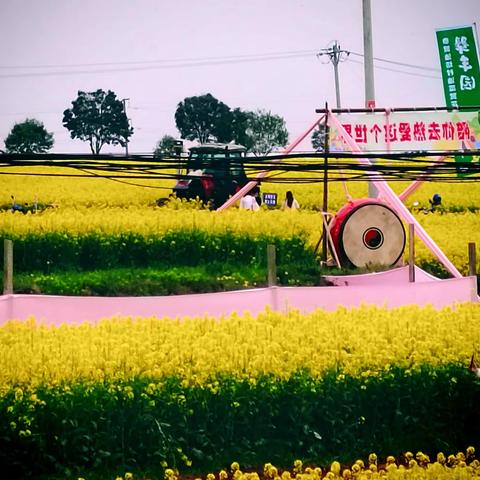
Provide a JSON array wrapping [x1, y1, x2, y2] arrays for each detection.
[[0, 267, 477, 326]]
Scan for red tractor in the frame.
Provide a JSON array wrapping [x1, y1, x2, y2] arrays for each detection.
[[172, 143, 255, 208]]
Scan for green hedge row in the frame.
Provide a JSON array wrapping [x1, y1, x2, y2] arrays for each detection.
[[3, 232, 476, 295], [1, 366, 478, 479], [10, 264, 315, 296], [5, 231, 318, 273]]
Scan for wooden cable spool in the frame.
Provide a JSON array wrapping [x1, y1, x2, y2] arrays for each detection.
[[329, 199, 406, 268]]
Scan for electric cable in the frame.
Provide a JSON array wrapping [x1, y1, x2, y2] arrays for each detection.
[[0, 151, 478, 184], [348, 58, 441, 80], [348, 51, 441, 72]]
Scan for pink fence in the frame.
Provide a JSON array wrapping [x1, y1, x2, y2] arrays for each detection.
[[1, 267, 477, 326]]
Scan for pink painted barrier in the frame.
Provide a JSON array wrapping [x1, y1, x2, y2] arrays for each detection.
[[277, 276, 477, 312], [1, 268, 477, 326], [324, 265, 439, 286]]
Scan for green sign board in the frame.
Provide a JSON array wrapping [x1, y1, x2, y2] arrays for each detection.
[[436, 25, 480, 175], [436, 25, 480, 107]]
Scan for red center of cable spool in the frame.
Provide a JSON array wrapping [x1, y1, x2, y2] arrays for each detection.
[[363, 227, 384, 249]]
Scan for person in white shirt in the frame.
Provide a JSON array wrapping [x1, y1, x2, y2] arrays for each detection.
[[240, 193, 260, 211], [281, 191, 299, 210]]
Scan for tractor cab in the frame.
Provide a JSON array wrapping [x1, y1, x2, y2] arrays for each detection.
[[173, 143, 249, 208]]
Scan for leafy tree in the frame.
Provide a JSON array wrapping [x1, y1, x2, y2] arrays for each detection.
[[311, 124, 327, 151], [4, 118, 54, 153], [63, 89, 133, 154], [153, 135, 179, 158], [175, 93, 233, 144], [231, 108, 254, 149], [245, 109, 289, 156]]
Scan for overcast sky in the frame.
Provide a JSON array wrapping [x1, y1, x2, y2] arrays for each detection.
[[0, 0, 479, 154]]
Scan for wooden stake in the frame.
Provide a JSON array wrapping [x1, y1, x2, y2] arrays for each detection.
[[468, 242, 477, 277], [408, 223, 415, 283], [267, 244, 277, 287], [3, 239, 13, 294]]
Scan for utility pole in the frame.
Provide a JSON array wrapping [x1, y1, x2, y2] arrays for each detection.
[[317, 43, 349, 264], [317, 41, 350, 108], [121, 98, 130, 156], [363, 0, 378, 198]]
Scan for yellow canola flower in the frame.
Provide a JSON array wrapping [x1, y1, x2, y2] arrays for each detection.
[[1, 208, 478, 276], [1, 165, 479, 275], [0, 205, 317, 241], [293, 460, 303, 475], [330, 461, 341, 475], [264, 464, 278, 479], [341, 469, 351, 480], [1, 164, 479, 211], [0, 166, 478, 274], [0, 303, 479, 387], [165, 468, 179, 480]]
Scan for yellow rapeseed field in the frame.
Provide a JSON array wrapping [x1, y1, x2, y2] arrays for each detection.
[[0, 165, 479, 273], [0, 166, 169, 207], [1, 165, 479, 480], [1, 304, 478, 387], [1, 207, 478, 274], [1, 165, 479, 211]]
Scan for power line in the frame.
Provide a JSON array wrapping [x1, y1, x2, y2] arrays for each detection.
[[349, 50, 441, 73], [0, 49, 440, 73], [0, 152, 478, 184], [0, 110, 61, 117], [0, 48, 442, 80], [0, 49, 318, 70], [0, 51, 317, 79], [348, 58, 441, 80]]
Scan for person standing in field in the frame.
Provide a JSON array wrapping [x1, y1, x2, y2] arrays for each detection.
[[239, 192, 260, 211], [281, 191, 299, 210]]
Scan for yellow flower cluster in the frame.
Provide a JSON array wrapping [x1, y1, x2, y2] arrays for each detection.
[[1, 166, 478, 274], [0, 304, 478, 387], [1, 207, 478, 275], [0, 165, 171, 207], [94, 448, 480, 480], [70, 445, 480, 480], [0, 205, 317, 239], [412, 212, 480, 273], [166, 448, 479, 480], [1, 165, 478, 212]]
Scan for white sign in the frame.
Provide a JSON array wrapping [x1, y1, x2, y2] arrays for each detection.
[[329, 110, 479, 152]]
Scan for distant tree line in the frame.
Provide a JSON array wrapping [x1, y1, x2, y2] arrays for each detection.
[[2, 88, 321, 156], [3, 89, 133, 155], [171, 93, 289, 156]]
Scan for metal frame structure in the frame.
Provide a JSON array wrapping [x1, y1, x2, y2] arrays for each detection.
[[217, 106, 480, 278]]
